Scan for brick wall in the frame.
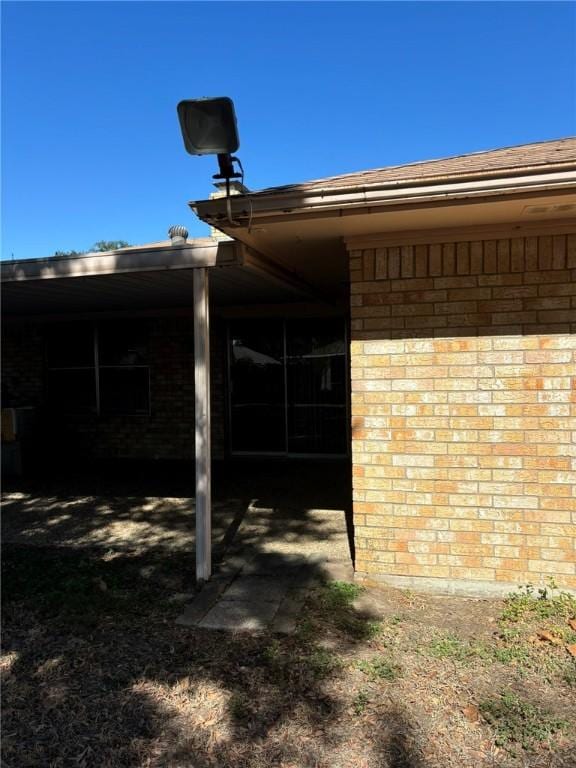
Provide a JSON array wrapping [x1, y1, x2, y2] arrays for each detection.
[[1, 323, 44, 407], [349, 231, 576, 594], [1, 316, 227, 462]]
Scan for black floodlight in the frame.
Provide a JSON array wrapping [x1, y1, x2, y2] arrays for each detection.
[[177, 97, 239, 156], [177, 97, 243, 193]]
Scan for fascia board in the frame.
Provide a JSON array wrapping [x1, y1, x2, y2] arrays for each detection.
[[192, 171, 576, 226], [1, 241, 239, 283]]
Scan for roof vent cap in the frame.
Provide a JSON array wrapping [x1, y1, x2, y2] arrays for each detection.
[[168, 225, 189, 245]]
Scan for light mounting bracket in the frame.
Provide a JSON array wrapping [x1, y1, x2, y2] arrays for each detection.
[[177, 97, 243, 196]]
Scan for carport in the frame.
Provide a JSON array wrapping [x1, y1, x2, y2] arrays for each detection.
[[1, 237, 350, 582]]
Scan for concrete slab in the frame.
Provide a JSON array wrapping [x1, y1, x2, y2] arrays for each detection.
[[240, 552, 310, 576], [198, 599, 279, 631], [175, 566, 243, 627], [223, 575, 290, 603], [177, 555, 355, 632], [174, 466, 353, 633]]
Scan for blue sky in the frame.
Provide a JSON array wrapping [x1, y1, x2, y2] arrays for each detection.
[[2, 1, 575, 259]]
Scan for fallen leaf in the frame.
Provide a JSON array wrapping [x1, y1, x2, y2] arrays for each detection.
[[537, 630, 562, 645], [567, 644, 576, 658], [462, 704, 480, 723], [568, 619, 576, 632]]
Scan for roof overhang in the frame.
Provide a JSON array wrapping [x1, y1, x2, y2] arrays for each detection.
[[1, 239, 238, 283], [1, 239, 332, 319], [192, 169, 576, 227], [190, 169, 576, 291]]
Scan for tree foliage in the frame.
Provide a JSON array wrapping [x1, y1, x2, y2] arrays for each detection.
[[53, 250, 85, 258], [53, 240, 130, 257], [92, 240, 130, 252]]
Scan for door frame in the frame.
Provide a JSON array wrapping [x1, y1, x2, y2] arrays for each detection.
[[225, 316, 351, 459]]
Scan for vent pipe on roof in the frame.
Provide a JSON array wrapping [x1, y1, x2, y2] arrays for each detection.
[[168, 225, 189, 245]]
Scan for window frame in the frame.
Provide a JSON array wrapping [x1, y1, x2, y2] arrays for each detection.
[[45, 322, 151, 417]]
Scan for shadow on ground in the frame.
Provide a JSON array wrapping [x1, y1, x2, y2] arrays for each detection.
[[3, 454, 574, 766], [2, 549, 423, 767], [0, 459, 428, 767], [1, 459, 355, 563]]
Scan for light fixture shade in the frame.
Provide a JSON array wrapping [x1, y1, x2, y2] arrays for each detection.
[[177, 97, 240, 155]]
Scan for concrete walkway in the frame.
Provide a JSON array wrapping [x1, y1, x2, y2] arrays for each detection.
[[177, 496, 354, 633], [3, 458, 354, 632], [176, 552, 353, 632]]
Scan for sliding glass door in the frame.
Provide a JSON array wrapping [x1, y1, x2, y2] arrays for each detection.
[[228, 318, 348, 456], [228, 320, 285, 453], [286, 320, 347, 454]]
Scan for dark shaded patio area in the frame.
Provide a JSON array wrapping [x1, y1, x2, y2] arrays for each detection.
[[1, 459, 353, 570]]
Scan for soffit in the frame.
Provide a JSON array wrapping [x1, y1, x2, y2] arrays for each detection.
[[217, 191, 576, 290], [2, 265, 311, 318]]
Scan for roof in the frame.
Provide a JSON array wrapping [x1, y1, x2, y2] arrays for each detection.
[[250, 137, 576, 197], [1, 237, 316, 316], [0, 237, 216, 268], [1, 238, 235, 282]]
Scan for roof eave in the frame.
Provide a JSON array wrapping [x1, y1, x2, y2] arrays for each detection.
[[1, 240, 239, 283], [248, 159, 576, 199], [191, 169, 576, 231]]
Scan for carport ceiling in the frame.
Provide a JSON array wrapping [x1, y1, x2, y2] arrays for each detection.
[[2, 265, 311, 317]]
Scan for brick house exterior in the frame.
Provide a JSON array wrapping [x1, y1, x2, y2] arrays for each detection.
[[192, 137, 576, 595], [349, 230, 576, 594], [1, 317, 227, 461], [3, 138, 575, 594]]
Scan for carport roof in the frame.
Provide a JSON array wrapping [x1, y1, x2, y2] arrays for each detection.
[[1, 238, 316, 317]]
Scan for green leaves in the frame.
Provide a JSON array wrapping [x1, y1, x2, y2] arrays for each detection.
[[53, 240, 130, 257], [479, 692, 568, 751]]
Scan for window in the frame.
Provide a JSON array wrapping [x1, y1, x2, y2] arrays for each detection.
[[228, 318, 348, 455], [98, 322, 150, 414], [45, 322, 150, 415], [46, 323, 96, 414]]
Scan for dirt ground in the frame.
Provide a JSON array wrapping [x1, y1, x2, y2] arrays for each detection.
[[2, 462, 575, 767], [2, 543, 575, 768]]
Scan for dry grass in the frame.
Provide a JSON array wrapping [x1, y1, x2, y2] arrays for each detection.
[[2, 544, 575, 767]]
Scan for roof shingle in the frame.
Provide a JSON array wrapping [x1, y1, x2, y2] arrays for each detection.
[[252, 137, 576, 196]]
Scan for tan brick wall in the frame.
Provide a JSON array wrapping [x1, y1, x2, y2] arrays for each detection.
[[350, 232, 576, 594]]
